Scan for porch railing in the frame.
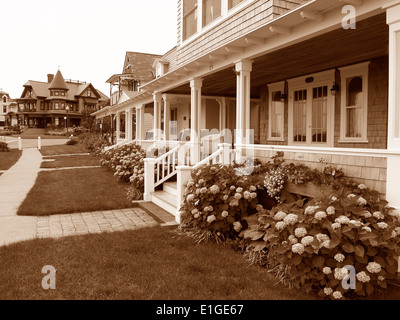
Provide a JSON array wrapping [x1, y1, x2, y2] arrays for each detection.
[[104, 139, 136, 151], [153, 143, 180, 188]]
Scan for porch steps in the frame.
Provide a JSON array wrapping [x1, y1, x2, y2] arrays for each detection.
[[151, 181, 178, 219], [138, 201, 178, 227]]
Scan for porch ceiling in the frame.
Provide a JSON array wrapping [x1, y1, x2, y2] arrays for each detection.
[[166, 13, 388, 99]]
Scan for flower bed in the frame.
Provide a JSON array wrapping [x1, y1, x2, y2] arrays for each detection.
[[179, 152, 400, 299]]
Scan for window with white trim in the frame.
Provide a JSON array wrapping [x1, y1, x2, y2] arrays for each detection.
[[183, 0, 198, 41], [267, 82, 285, 141], [181, 0, 250, 43], [339, 62, 370, 143]]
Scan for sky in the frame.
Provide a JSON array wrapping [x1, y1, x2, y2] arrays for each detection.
[[0, 0, 177, 98]]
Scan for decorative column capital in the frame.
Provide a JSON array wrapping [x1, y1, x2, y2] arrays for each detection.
[[190, 78, 203, 88], [235, 60, 253, 73], [385, 0, 400, 25], [153, 92, 163, 101]]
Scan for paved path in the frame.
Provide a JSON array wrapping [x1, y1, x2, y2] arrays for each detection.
[[0, 143, 175, 247], [0, 148, 43, 217], [35, 208, 159, 239]]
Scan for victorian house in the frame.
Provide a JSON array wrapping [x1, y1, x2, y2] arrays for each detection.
[[16, 70, 109, 128], [0, 90, 18, 129], [94, 0, 400, 222]]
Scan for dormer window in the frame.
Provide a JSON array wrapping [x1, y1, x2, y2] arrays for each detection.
[[2, 96, 6, 103]]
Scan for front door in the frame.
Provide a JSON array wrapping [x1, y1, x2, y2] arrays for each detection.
[[289, 72, 335, 147]]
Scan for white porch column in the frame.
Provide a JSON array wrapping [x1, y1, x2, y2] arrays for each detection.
[[176, 165, 193, 224], [217, 97, 227, 133], [153, 93, 162, 141], [136, 106, 141, 142], [386, 1, 400, 209], [125, 110, 131, 140], [190, 78, 203, 164], [163, 94, 171, 142], [116, 111, 121, 141], [235, 60, 253, 147]]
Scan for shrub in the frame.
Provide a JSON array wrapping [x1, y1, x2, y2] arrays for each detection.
[[99, 143, 146, 200], [0, 142, 9, 152], [180, 152, 400, 299], [66, 139, 78, 146], [180, 160, 270, 241], [78, 133, 110, 153], [242, 184, 400, 299]]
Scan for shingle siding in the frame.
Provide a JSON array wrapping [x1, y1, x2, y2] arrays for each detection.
[[174, 0, 309, 69]]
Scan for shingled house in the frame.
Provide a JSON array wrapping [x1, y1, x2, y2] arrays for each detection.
[[16, 70, 109, 128], [94, 0, 400, 222]]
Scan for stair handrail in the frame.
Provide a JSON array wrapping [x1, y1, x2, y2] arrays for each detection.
[[153, 142, 182, 188], [104, 139, 136, 151], [193, 142, 235, 170]]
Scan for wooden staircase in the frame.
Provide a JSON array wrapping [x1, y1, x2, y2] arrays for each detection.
[[151, 181, 178, 216]]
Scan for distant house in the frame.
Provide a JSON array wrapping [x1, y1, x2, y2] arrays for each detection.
[[0, 90, 18, 129], [94, 0, 400, 222], [16, 70, 109, 128], [93, 52, 162, 141]]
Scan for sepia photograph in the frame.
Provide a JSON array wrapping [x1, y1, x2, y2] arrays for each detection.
[[1, 0, 400, 310]]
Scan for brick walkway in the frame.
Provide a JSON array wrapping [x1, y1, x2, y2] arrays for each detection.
[[36, 208, 159, 239]]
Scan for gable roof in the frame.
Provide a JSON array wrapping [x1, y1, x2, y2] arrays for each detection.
[[21, 78, 108, 102], [124, 52, 162, 82]]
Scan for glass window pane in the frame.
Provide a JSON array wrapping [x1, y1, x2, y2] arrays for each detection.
[[203, 0, 221, 27], [293, 89, 307, 142], [346, 77, 363, 138], [312, 86, 328, 143], [348, 77, 363, 106], [183, 0, 198, 40], [228, 0, 244, 9]]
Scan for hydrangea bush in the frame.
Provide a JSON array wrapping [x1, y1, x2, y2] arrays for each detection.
[[241, 184, 400, 299], [180, 162, 269, 240], [99, 143, 146, 200], [180, 152, 400, 299]]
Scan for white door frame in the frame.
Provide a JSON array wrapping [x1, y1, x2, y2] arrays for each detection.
[[288, 70, 336, 147]]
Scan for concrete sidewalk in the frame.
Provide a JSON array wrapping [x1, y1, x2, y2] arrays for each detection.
[[0, 148, 43, 217]]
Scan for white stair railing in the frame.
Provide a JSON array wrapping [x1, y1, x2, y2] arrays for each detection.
[[104, 139, 136, 151], [193, 143, 233, 169], [144, 141, 189, 201], [153, 143, 180, 188]]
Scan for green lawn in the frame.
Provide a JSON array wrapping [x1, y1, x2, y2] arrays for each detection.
[[17, 167, 134, 216], [41, 155, 100, 169], [0, 149, 22, 172], [0, 227, 318, 300], [40, 144, 90, 156]]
